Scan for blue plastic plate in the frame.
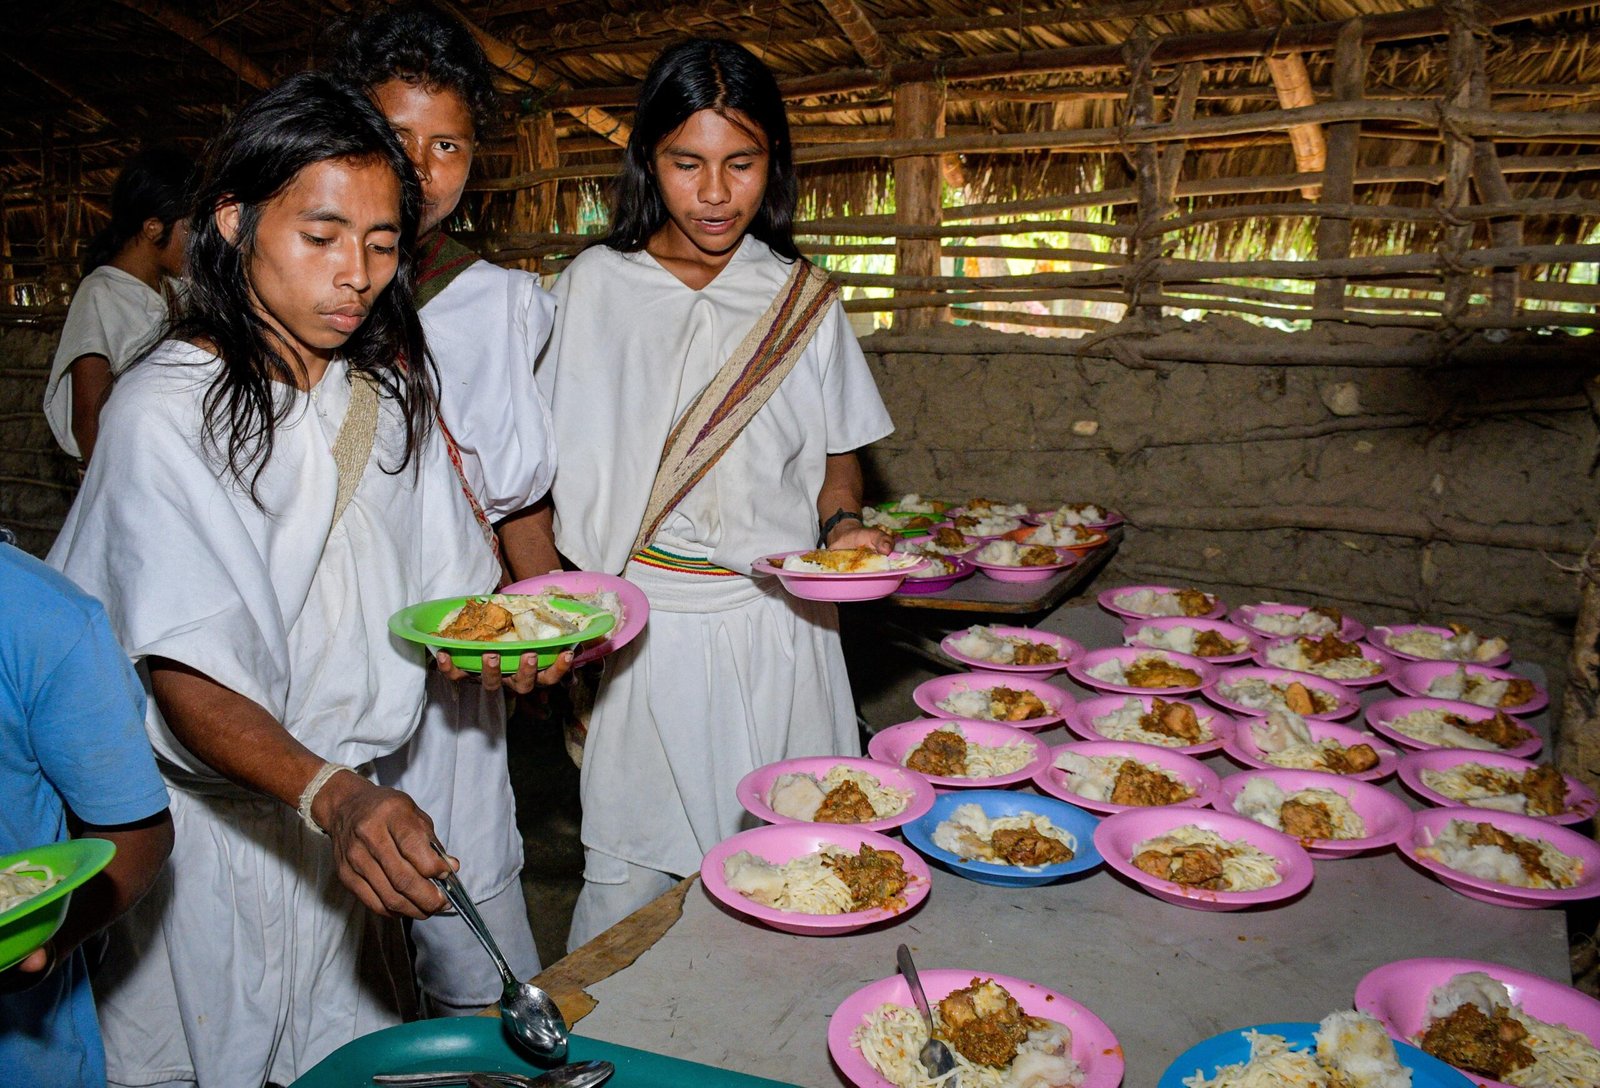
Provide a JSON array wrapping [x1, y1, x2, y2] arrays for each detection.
[[901, 788, 1101, 887], [1157, 1021, 1474, 1088]]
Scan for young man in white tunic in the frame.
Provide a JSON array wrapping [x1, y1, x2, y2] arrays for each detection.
[[334, 6, 558, 1017], [529, 40, 896, 950], [48, 73, 559, 1087], [41, 146, 192, 462]]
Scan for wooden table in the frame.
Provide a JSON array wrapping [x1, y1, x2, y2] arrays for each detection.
[[527, 600, 1574, 1087]]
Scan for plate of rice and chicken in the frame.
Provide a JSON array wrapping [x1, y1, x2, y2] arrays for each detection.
[[829, 969, 1124, 1088], [1068, 694, 1236, 756], [902, 790, 1102, 887], [1069, 647, 1217, 696], [1393, 662, 1548, 716], [1399, 807, 1600, 908], [736, 756, 936, 834], [1397, 749, 1598, 825], [1356, 958, 1600, 1088], [1229, 601, 1367, 642], [1121, 617, 1259, 664], [1365, 696, 1543, 759], [941, 625, 1083, 674], [388, 591, 615, 672], [913, 672, 1068, 729], [1367, 624, 1513, 668], [1206, 666, 1361, 722], [968, 541, 1078, 583], [1098, 584, 1226, 621], [1213, 768, 1414, 857], [701, 825, 930, 936], [868, 719, 1050, 789], [754, 548, 928, 602], [1095, 807, 1314, 911], [1255, 634, 1398, 688], [1035, 740, 1219, 816], [1223, 712, 1399, 781]]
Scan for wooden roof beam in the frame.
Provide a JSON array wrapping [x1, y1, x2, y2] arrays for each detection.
[[0, 50, 113, 132], [424, 0, 631, 148], [1240, 0, 1326, 197], [109, 0, 272, 90], [815, 0, 892, 73]]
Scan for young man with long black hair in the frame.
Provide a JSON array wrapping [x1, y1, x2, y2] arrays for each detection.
[[333, 3, 557, 1015], [531, 39, 894, 949], [49, 71, 557, 1086]]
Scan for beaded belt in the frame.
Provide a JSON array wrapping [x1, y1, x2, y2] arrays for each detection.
[[630, 544, 738, 577]]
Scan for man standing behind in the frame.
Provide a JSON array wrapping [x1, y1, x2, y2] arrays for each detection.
[[0, 538, 172, 1088], [49, 72, 554, 1086], [334, 5, 558, 1013]]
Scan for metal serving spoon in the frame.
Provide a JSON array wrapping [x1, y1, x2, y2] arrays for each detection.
[[896, 943, 958, 1085], [431, 841, 569, 1061]]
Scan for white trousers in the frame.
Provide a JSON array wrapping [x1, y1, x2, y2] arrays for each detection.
[[410, 880, 541, 1015], [566, 851, 679, 954]]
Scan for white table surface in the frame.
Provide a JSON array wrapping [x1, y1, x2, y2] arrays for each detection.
[[573, 598, 1573, 1087]]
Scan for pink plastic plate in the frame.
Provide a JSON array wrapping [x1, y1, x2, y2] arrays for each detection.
[[867, 718, 1050, 788], [1121, 617, 1260, 665], [1368, 624, 1514, 669], [1069, 694, 1236, 756], [700, 824, 931, 936], [735, 756, 936, 834], [1229, 602, 1366, 642], [1002, 524, 1110, 554], [1356, 957, 1600, 1088], [1213, 767, 1414, 856], [968, 545, 1078, 583], [1392, 661, 1548, 717], [911, 671, 1069, 730], [1027, 503, 1126, 531], [1223, 716, 1399, 781], [1067, 647, 1217, 696], [1098, 584, 1226, 621], [751, 551, 928, 603], [1365, 696, 1542, 759], [1094, 807, 1314, 911], [1398, 806, 1600, 908], [939, 625, 1084, 674], [499, 571, 648, 668], [1035, 740, 1220, 815], [1397, 749, 1598, 826], [827, 968, 1125, 1088], [892, 556, 975, 595], [1205, 666, 1362, 721], [1252, 637, 1400, 689]]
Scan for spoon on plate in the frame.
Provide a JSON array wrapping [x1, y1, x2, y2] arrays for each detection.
[[896, 943, 958, 1085], [431, 841, 569, 1061]]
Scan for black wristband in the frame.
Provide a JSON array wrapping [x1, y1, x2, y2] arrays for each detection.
[[819, 508, 864, 544]]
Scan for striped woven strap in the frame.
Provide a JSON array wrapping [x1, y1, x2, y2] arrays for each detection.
[[625, 260, 837, 568], [630, 544, 738, 577]]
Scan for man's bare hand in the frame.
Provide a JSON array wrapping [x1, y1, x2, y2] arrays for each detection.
[[827, 523, 893, 554], [434, 649, 574, 694], [310, 771, 453, 919], [0, 945, 51, 993]]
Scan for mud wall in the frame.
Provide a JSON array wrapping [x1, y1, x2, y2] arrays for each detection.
[[859, 318, 1599, 740], [0, 322, 73, 557]]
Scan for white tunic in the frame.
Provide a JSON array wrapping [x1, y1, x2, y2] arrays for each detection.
[[49, 342, 508, 1086], [537, 238, 893, 877], [42, 265, 167, 458], [377, 259, 558, 906]]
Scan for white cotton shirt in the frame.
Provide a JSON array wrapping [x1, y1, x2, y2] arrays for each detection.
[[49, 341, 502, 774], [42, 265, 168, 458], [421, 259, 557, 519], [537, 236, 893, 574]]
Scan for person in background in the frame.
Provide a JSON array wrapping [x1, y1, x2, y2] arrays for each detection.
[[333, 3, 557, 1015], [49, 72, 560, 1086], [41, 146, 193, 463], [0, 534, 173, 1088], [530, 38, 895, 950]]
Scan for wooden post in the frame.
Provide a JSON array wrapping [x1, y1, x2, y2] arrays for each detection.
[[511, 111, 561, 269], [892, 81, 946, 330], [1466, 28, 1523, 320], [1158, 63, 1204, 206], [1441, 5, 1478, 322], [1124, 32, 1163, 321], [0, 193, 13, 306], [1314, 18, 1369, 313]]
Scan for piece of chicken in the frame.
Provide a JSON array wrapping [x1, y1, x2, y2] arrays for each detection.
[[814, 779, 876, 823], [1140, 698, 1203, 743], [907, 729, 968, 777], [437, 599, 514, 641]]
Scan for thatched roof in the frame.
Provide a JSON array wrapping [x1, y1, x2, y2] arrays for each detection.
[[3, 1, 1598, 307]]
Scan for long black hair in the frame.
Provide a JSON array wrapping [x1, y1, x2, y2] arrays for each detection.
[[166, 69, 433, 502], [604, 38, 799, 259], [82, 145, 193, 275], [330, 2, 499, 134]]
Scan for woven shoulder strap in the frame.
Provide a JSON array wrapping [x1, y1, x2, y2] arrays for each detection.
[[626, 260, 838, 565], [331, 371, 380, 529]]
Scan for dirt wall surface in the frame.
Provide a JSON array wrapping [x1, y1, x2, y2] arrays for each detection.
[[858, 317, 1599, 775], [0, 322, 74, 557]]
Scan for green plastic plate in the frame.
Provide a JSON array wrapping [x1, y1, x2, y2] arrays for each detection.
[[0, 837, 117, 971], [291, 1016, 798, 1087], [389, 595, 616, 672]]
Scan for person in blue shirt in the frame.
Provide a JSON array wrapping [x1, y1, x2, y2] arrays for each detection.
[[0, 538, 173, 1088]]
